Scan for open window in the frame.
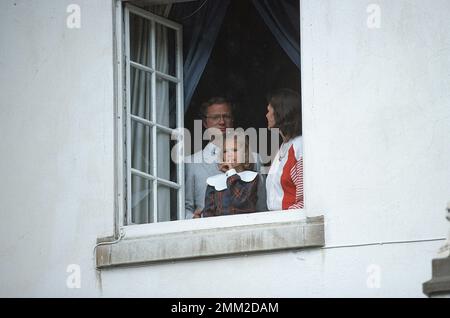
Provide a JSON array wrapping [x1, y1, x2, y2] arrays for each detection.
[[97, 0, 323, 268], [123, 4, 184, 224], [122, 0, 301, 224]]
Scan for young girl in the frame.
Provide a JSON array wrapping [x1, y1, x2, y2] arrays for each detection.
[[196, 131, 265, 218]]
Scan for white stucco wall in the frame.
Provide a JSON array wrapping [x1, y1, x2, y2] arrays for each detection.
[[0, 0, 115, 297], [1, 0, 449, 297], [99, 240, 443, 297], [301, 0, 450, 246]]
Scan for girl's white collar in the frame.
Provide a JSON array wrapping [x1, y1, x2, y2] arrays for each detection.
[[206, 169, 258, 191]]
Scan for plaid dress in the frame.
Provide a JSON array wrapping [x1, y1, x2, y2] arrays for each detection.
[[202, 171, 259, 217]]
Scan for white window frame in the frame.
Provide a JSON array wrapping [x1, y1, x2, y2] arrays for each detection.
[[122, 3, 185, 225], [101, 0, 324, 268]]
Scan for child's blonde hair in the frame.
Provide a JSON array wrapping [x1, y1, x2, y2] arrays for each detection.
[[218, 130, 255, 172]]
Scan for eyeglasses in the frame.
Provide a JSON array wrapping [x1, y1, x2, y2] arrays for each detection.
[[205, 114, 233, 122]]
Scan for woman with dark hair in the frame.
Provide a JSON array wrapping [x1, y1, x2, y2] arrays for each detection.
[[265, 88, 304, 210]]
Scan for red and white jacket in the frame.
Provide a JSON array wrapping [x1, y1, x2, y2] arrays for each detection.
[[266, 135, 304, 210]]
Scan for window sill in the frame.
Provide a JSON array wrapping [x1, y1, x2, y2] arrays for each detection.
[[96, 210, 325, 268]]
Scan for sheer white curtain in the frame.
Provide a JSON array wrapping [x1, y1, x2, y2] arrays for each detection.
[[130, 5, 173, 223], [155, 6, 173, 223]]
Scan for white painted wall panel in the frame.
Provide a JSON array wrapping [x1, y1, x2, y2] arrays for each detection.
[[100, 240, 442, 297], [0, 0, 115, 297], [301, 0, 450, 245]]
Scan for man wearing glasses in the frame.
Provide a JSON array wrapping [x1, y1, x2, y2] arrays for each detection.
[[184, 97, 266, 219]]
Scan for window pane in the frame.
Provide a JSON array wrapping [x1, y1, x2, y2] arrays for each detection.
[[130, 66, 152, 121], [131, 174, 154, 224], [131, 120, 152, 176], [155, 23, 176, 77], [157, 184, 178, 222], [156, 128, 178, 183], [155, 78, 177, 129], [129, 13, 153, 68]]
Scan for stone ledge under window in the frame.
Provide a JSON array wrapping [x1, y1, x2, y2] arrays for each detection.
[[96, 215, 324, 268]]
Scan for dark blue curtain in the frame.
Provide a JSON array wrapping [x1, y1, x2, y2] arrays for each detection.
[[171, 0, 299, 112], [170, 0, 231, 111], [252, 0, 300, 69]]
